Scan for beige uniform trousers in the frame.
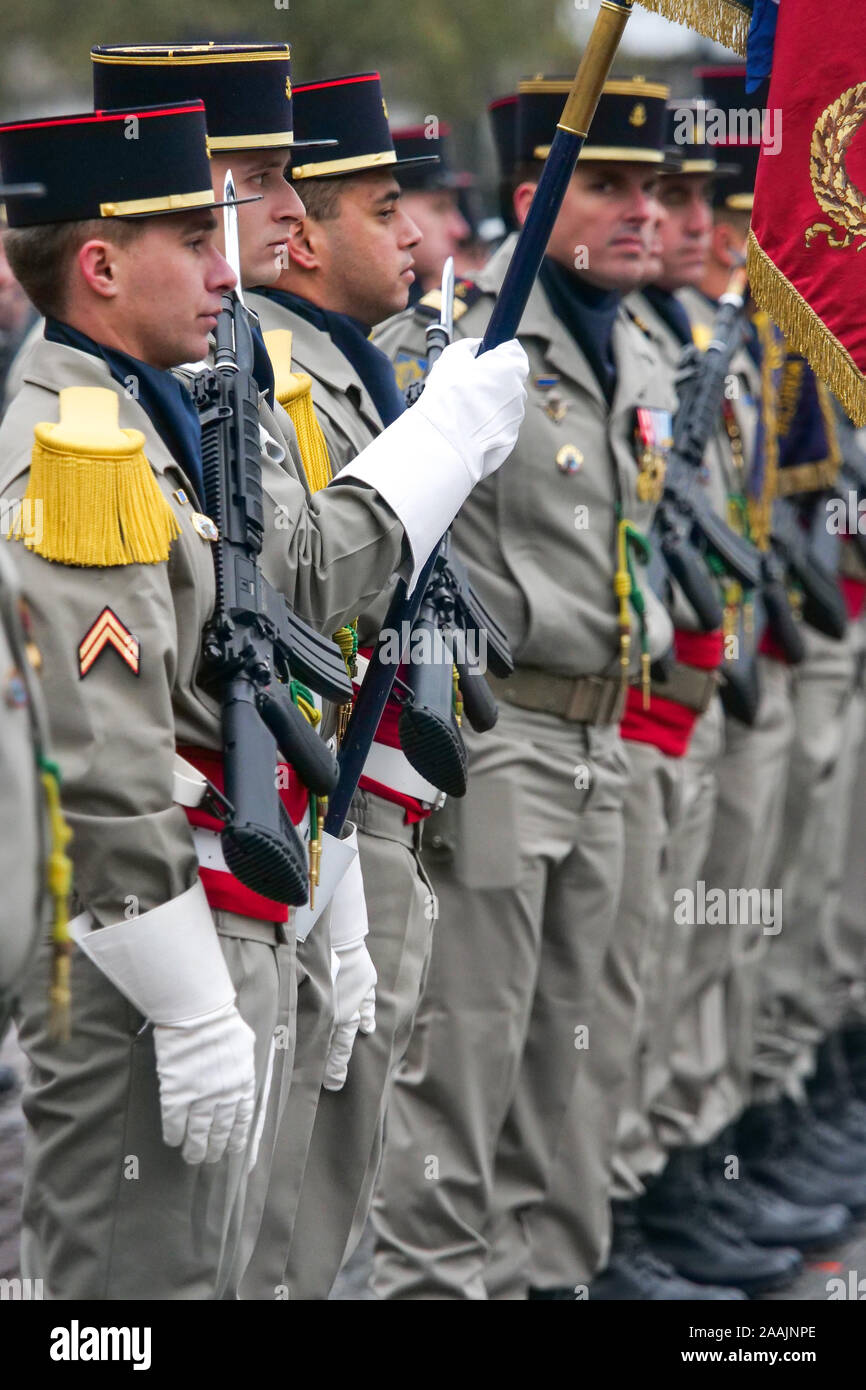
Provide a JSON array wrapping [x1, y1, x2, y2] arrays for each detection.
[[239, 795, 435, 1300], [612, 698, 724, 1189], [370, 699, 628, 1299], [18, 910, 296, 1300], [238, 908, 332, 1300], [829, 618, 866, 1028], [483, 737, 685, 1292], [751, 623, 860, 1101], [653, 656, 795, 1144], [284, 794, 435, 1299]]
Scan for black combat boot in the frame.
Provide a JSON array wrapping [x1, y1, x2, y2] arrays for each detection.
[[841, 1025, 866, 1103], [739, 1098, 866, 1218], [638, 1147, 802, 1295], [807, 1033, 866, 1144], [703, 1127, 851, 1251], [589, 1200, 746, 1300]]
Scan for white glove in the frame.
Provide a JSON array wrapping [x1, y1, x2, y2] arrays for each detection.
[[324, 943, 377, 1092], [71, 880, 257, 1165], [323, 824, 376, 1091], [337, 336, 528, 591], [154, 1002, 256, 1164]]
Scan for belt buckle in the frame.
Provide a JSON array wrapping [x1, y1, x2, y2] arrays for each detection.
[[200, 779, 234, 823], [565, 676, 593, 722]]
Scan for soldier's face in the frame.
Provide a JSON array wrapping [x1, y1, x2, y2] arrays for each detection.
[[399, 189, 470, 292], [294, 172, 422, 325], [653, 175, 713, 290], [529, 162, 660, 291], [209, 150, 305, 287], [640, 195, 665, 284], [101, 212, 235, 367]]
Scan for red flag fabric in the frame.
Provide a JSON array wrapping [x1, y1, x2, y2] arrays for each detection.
[[747, 1, 866, 423]]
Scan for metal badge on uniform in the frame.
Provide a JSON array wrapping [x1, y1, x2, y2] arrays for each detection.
[[79, 608, 140, 678], [634, 406, 672, 503], [394, 350, 427, 395], [556, 444, 584, 475], [172, 489, 189, 507], [4, 669, 27, 708], [191, 512, 219, 542], [535, 374, 568, 423]]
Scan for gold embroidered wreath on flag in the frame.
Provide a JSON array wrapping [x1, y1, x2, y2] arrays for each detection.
[[805, 83, 866, 251]]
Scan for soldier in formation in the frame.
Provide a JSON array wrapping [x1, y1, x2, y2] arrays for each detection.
[[3, 40, 866, 1303]]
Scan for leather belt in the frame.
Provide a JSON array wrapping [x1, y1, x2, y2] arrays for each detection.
[[488, 668, 627, 725], [651, 662, 720, 714]]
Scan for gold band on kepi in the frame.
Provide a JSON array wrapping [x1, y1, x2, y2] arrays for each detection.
[[0, 102, 250, 228], [100, 188, 216, 217], [517, 74, 670, 167], [289, 72, 439, 181], [291, 150, 398, 181], [91, 42, 334, 152]]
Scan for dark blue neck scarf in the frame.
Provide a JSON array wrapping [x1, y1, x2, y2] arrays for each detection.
[[44, 317, 205, 501], [642, 284, 694, 348], [253, 286, 405, 427], [539, 258, 621, 404]]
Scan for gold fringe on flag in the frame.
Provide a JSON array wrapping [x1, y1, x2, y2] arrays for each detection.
[[747, 229, 866, 427], [637, 0, 750, 56]]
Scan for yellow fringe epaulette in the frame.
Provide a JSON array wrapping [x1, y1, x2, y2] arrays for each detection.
[[636, 0, 750, 56], [264, 329, 332, 492], [9, 387, 180, 567]]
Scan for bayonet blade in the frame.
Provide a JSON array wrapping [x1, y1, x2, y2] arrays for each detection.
[[222, 171, 245, 307], [440, 255, 455, 341]]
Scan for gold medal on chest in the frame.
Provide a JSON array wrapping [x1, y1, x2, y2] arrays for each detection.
[[634, 407, 671, 504], [191, 512, 219, 542], [556, 444, 584, 475]]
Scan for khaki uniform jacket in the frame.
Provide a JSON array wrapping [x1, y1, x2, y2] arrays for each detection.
[[247, 292, 391, 641], [0, 543, 47, 1010], [0, 336, 408, 928], [373, 236, 675, 679]]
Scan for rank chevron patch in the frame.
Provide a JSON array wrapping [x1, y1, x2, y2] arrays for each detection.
[[79, 608, 140, 678]]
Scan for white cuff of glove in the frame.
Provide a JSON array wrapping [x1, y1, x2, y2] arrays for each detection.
[[327, 824, 369, 952], [71, 879, 234, 1023], [72, 879, 256, 1166]]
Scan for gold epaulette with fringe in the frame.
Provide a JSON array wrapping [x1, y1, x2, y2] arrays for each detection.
[[415, 279, 483, 323], [264, 328, 332, 492], [9, 387, 180, 567]]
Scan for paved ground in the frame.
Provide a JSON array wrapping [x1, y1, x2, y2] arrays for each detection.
[[3, 1026, 866, 1300]]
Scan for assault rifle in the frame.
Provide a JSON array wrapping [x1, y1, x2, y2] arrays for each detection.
[[193, 173, 353, 907], [324, 0, 636, 837], [652, 268, 763, 631], [397, 261, 514, 796]]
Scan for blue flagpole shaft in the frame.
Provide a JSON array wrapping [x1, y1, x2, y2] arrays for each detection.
[[324, 0, 633, 838], [480, 133, 586, 353], [480, 0, 635, 352]]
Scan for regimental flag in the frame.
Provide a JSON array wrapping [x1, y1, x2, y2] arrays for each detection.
[[746, 0, 866, 424]]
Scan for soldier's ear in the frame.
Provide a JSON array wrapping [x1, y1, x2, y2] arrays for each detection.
[[513, 182, 537, 229], [285, 217, 323, 273], [77, 239, 120, 300]]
